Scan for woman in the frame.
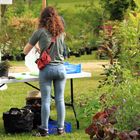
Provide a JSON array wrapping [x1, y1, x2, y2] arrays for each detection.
[[24, 7, 66, 136]]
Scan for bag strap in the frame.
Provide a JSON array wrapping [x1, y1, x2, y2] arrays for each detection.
[[9, 108, 21, 115], [40, 37, 56, 56]]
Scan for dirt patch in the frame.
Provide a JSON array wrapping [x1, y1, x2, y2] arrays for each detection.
[[81, 61, 109, 72], [9, 61, 109, 73], [10, 66, 30, 73]]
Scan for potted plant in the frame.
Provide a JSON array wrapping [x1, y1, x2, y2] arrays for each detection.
[[0, 60, 11, 77]]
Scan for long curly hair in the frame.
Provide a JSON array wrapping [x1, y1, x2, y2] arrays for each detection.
[[38, 6, 64, 37]]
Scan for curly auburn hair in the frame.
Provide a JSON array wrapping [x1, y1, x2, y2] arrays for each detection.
[[38, 6, 64, 37]]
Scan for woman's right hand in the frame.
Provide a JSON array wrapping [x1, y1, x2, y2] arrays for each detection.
[[35, 43, 41, 54]]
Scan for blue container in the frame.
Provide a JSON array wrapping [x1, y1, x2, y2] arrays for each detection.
[[48, 120, 72, 134], [64, 62, 81, 74]]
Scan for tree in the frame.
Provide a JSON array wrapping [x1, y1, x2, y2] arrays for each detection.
[[103, 0, 136, 20]]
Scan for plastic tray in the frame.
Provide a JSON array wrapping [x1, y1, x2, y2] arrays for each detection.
[[64, 62, 81, 74]]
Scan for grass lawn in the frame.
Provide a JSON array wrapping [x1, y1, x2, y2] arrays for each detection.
[[0, 53, 108, 140]]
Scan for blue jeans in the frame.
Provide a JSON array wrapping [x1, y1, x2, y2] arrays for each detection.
[[39, 64, 66, 130]]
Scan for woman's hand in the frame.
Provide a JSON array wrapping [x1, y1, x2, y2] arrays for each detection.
[[35, 43, 41, 54]]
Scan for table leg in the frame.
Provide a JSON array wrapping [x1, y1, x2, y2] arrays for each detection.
[[70, 79, 79, 129], [24, 82, 40, 90], [0, 84, 5, 88], [25, 82, 55, 99]]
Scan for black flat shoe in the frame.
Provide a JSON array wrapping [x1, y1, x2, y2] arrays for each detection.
[[57, 128, 65, 135], [33, 132, 49, 137], [33, 127, 49, 137]]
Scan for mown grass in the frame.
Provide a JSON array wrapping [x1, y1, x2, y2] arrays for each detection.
[[0, 53, 107, 140]]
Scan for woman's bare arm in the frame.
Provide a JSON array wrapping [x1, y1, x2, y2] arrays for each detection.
[[23, 43, 33, 55]]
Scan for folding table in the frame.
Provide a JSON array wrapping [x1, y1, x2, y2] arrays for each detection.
[[0, 71, 91, 129]]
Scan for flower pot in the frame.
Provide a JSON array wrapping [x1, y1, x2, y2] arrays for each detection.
[[0, 69, 8, 77], [79, 48, 85, 55], [74, 52, 81, 57], [0, 61, 10, 77], [85, 47, 92, 55]]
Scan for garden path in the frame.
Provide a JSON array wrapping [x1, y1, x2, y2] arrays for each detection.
[[9, 61, 109, 73]]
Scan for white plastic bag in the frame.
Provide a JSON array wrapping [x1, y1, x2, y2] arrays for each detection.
[[25, 47, 40, 73]]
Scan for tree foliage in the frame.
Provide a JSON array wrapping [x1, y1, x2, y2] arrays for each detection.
[[103, 0, 136, 20]]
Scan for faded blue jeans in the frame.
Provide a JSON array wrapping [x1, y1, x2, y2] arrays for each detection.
[[39, 64, 66, 130]]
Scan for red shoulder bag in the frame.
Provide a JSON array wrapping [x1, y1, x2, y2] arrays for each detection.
[[35, 38, 56, 70]]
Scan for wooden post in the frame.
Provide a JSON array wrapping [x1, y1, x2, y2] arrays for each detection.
[[42, 0, 47, 10]]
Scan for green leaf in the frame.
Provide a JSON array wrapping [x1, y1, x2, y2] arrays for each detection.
[[133, 0, 140, 9]]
